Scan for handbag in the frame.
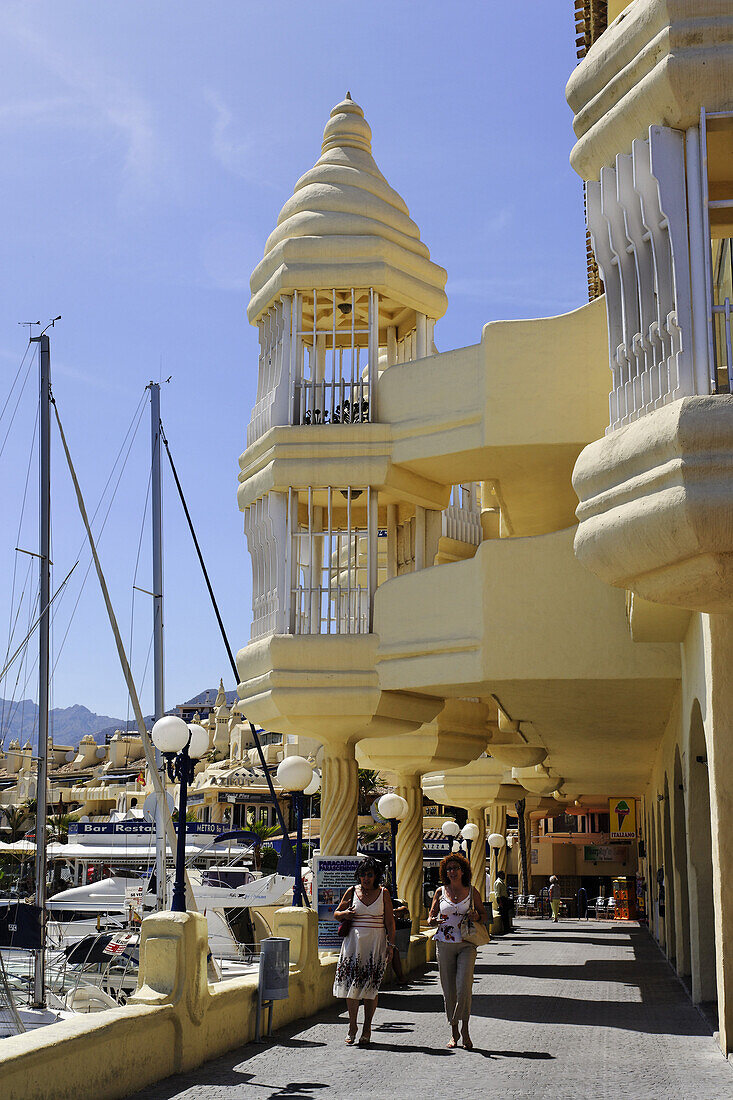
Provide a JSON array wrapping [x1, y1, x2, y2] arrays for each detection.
[[459, 889, 491, 947], [337, 886, 355, 938]]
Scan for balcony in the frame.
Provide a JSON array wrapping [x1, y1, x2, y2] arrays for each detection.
[[374, 526, 680, 796]]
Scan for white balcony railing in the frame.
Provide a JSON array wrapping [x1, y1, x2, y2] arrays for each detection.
[[442, 483, 482, 545]]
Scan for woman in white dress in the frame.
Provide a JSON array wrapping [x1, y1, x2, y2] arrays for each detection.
[[428, 852, 487, 1049], [333, 857, 395, 1046]]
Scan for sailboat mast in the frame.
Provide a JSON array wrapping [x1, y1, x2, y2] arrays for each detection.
[[149, 381, 167, 911], [32, 332, 51, 1007]]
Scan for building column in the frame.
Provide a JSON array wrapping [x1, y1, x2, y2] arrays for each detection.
[[393, 773, 423, 932], [319, 742, 358, 856], [488, 803, 507, 892], [467, 808, 487, 900], [703, 615, 733, 1055]]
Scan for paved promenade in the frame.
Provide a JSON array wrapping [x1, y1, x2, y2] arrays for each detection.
[[128, 920, 732, 1100]]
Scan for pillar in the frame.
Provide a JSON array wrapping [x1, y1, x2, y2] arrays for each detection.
[[704, 615, 733, 1055], [319, 744, 358, 856], [467, 808, 487, 900], [393, 774, 423, 932], [488, 803, 507, 891]]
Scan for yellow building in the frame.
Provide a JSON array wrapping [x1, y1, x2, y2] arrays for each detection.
[[234, 0, 733, 1057]]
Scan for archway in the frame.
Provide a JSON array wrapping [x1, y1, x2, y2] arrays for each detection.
[[672, 746, 691, 981], [648, 801, 660, 942], [663, 773, 676, 967], [687, 700, 717, 1006]]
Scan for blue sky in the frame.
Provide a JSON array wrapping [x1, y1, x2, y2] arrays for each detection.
[[0, 1, 587, 724]]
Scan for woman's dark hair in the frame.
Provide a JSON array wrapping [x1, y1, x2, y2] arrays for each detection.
[[354, 856, 384, 887], [439, 852, 471, 887]]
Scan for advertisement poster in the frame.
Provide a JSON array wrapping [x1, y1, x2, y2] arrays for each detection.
[[314, 854, 361, 950], [609, 798, 637, 840]]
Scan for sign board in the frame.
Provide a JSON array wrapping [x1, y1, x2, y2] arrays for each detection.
[[609, 798, 637, 841], [69, 821, 226, 839], [217, 792, 274, 805], [584, 845, 629, 863], [313, 854, 362, 950]]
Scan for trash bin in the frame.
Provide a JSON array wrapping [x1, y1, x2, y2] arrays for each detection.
[[257, 936, 290, 1039]]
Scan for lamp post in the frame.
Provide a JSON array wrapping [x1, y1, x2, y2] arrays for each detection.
[[303, 768, 320, 860], [276, 756, 314, 906], [441, 818, 460, 857], [461, 822, 479, 864], [377, 793, 408, 897], [151, 716, 209, 913], [488, 831, 506, 890]]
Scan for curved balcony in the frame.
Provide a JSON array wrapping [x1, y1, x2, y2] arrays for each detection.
[[573, 394, 733, 612], [374, 526, 680, 797]]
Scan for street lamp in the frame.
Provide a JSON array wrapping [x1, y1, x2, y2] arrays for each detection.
[[276, 756, 314, 906], [488, 831, 506, 890], [151, 716, 209, 913], [461, 822, 480, 863], [378, 793, 408, 897], [302, 768, 320, 860]]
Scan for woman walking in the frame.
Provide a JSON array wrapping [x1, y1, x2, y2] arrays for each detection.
[[333, 857, 395, 1046], [428, 852, 487, 1050]]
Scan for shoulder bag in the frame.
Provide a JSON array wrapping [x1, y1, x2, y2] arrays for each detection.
[[460, 887, 490, 947], [337, 886, 355, 938]]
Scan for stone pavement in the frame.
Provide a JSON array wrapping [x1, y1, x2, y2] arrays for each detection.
[[127, 920, 733, 1100]]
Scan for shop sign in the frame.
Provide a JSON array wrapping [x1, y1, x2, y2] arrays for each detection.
[[584, 845, 628, 862], [609, 797, 636, 840]]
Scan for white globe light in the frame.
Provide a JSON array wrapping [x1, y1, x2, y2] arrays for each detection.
[[488, 832, 506, 850], [441, 819, 460, 837], [187, 723, 210, 760], [461, 823, 480, 842], [451, 840, 461, 853], [151, 715, 189, 754], [303, 771, 321, 797], [377, 793, 408, 821], [276, 755, 314, 792]]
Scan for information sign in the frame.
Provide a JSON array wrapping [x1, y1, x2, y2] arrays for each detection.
[[609, 797, 637, 840], [314, 854, 362, 950]]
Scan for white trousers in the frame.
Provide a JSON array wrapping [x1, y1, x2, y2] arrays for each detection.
[[436, 940, 477, 1025]]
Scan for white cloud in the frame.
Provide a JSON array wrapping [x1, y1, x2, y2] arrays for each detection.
[[204, 88, 288, 192], [2, 10, 164, 204]]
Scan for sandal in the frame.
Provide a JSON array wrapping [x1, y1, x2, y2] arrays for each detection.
[[447, 1036, 458, 1048], [462, 1035, 473, 1050], [358, 1030, 372, 1047], [345, 1029, 358, 1045]]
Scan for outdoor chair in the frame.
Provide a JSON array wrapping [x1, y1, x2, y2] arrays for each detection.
[[591, 897, 605, 919], [515, 894, 527, 916], [526, 894, 537, 916], [606, 897, 616, 919]]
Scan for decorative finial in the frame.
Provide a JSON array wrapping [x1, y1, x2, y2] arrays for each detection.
[[346, 91, 352, 100]]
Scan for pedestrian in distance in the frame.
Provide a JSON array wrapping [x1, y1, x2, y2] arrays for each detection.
[[427, 852, 487, 1050], [333, 857, 396, 1047], [549, 875, 561, 922]]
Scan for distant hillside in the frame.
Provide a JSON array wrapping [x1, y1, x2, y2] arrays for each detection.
[[0, 688, 237, 749]]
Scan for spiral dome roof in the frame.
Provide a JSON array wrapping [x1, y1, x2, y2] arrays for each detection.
[[247, 95, 447, 326]]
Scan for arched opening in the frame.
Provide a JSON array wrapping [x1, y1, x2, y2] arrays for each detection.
[[663, 773, 676, 967], [672, 746, 691, 982], [655, 799, 666, 951], [687, 700, 717, 1007], [648, 801, 660, 942]]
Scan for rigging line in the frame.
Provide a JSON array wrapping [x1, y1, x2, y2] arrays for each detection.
[[159, 418, 298, 878], [3, 401, 40, 671], [127, 460, 154, 734], [0, 340, 33, 431], [0, 342, 36, 464], [51, 391, 200, 912], [50, 394, 150, 679], [0, 556, 34, 739], [0, 565, 79, 688]]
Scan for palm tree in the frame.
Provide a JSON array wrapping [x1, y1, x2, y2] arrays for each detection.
[[246, 815, 281, 870], [358, 769, 381, 815], [2, 806, 30, 842], [48, 813, 72, 843]]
